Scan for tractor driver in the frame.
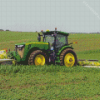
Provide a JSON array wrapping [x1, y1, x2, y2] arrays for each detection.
[[52, 37, 61, 47]]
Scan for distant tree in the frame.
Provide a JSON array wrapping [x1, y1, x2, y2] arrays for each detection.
[[0, 29, 4, 31], [6, 29, 10, 31]]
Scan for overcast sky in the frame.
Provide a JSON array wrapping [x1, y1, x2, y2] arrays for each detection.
[[0, 0, 100, 32]]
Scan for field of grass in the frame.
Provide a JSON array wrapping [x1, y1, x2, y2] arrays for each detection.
[[0, 31, 38, 51], [0, 65, 100, 100], [69, 34, 100, 62], [0, 31, 100, 99]]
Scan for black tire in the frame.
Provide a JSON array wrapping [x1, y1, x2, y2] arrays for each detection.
[[60, 48, 77, 67], [28, 50, 48, 65]]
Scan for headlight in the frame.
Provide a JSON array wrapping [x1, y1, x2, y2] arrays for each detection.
[[17, 45, 25, 48]]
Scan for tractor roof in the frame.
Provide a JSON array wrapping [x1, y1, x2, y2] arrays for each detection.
[[43, 31, 69, 36]]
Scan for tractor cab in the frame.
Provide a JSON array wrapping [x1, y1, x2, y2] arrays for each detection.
[[38, 28, 69, 51]]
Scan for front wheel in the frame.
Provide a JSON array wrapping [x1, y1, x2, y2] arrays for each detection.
[[28, 50, 47, 66]]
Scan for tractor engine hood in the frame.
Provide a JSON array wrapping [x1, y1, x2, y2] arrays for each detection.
[[15, 42, 49, 52], [25, 42, 49, 50], [15, 42, 49, 57], [15, 42, 49, 47], [25, 42, 49, 46]]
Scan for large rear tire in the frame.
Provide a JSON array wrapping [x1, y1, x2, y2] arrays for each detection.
[[28, 50, 47, 65], [60, 48, 77, 67]]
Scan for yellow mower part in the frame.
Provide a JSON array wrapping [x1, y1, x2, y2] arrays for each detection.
[[0, 50, 7, 59], [78, 60, 100, 66]]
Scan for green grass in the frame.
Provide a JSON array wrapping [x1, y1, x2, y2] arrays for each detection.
[[0, 31, 38, 51], [0, 31, 100, 99], [76, 49, 100, 62], [0, 65, 100, 100], [69, 34, 100, 61], [0, 31, 38, 42], [69, 34, 100, 52]]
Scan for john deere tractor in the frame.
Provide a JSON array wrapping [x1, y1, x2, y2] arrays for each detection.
[[8, 28, 77, 67]]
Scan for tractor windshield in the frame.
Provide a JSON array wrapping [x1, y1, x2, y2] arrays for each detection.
[[56, 34, 68, 48], [44, 35, 54, 46], [44, 34, 68, 48]]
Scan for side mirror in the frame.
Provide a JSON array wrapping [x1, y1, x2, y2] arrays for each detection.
[[38, 33, 41, 42]]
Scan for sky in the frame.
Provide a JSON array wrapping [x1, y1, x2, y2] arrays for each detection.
[[0, 0, 100, 32]]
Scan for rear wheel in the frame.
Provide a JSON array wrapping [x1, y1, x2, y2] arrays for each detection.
[[64, 53, 75, 67], [28, 50, 47, 66], [60, 48, 77, 67]]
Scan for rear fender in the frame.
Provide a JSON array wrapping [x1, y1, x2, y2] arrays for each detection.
[[57, 46, 73, 56]]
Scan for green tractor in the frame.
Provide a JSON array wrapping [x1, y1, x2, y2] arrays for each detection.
[[8, 28, 78, 67]]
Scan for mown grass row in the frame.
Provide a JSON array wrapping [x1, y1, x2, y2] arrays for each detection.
[[0, 64, 100, 75]]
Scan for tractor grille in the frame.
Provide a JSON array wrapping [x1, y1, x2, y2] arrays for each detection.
[[15, 45, 25, 58]]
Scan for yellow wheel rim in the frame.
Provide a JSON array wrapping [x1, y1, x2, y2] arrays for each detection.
[[64, 53, 75, 67], [34, 54, 45, 66]]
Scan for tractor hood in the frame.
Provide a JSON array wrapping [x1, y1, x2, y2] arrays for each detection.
[[15, 42, 49, 46], [15, 43, 25, 46], [15, 42, 49, 51], [25, 42, 49, 45]]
